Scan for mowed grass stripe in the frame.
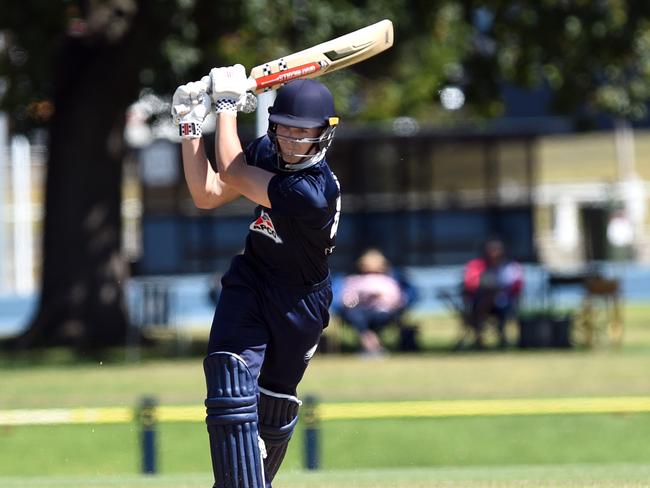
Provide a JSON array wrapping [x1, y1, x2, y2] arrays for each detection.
[[2, 396, 650, 425]]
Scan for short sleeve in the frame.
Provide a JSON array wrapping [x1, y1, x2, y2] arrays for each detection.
[[267, 172, 327, 218], [243, 138, 260, 167]]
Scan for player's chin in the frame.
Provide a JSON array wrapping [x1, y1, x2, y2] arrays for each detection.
[[280, 153, 302, 164]]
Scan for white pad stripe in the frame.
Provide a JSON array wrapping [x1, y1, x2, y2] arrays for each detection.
[[211, 350, 249, 366], [258, 387, 302, 406]]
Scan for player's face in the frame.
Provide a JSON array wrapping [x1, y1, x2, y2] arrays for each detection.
[[275, 124, 322, 164]]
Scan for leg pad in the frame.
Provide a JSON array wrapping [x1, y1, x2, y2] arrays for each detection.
[[258, 387, 301, 482], [204, 352, 264, 488]]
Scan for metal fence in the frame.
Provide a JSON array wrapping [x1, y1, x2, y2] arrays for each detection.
[[0, 131, 45, 295]]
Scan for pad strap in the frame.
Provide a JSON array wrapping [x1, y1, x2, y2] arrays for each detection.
[[204, 352, 265, 488], [258, 387, 301, 482]]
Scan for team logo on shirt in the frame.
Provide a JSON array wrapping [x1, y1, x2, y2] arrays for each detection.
[[250, 210, 283, 244]]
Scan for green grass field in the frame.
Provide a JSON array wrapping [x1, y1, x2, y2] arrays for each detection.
[[1, 305, 649, 486], [4, 464, 650, 488]]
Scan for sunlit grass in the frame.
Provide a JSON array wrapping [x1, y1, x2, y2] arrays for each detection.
[[3, 464, 650, 488]]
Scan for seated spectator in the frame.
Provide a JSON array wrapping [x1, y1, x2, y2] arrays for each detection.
[[463, 237, 523, 349], [336, 248, 416, 356]]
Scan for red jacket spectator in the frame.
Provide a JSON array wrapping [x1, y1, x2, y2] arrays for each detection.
[[461, 238, 524, 349], [463, 257, 523, 298]]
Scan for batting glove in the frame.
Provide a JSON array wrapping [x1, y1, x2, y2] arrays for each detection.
[[209, 65, 256, 114], [171, 77, 212, 139]]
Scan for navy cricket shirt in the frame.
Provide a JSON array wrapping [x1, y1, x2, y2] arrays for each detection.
[[240, 135, 340, 286]]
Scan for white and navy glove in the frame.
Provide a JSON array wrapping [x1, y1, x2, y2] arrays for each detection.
[[209, 64, 257, 114], [171, 76, 212, 139]]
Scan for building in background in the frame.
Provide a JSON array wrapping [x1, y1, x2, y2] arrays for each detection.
[[534, 128, 650, 268]]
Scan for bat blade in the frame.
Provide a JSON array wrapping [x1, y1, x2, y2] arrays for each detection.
[[248, 19, 394, 93]]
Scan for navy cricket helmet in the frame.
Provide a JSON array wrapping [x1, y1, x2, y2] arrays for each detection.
[[269, 79, 336, 127], [267, 79, 339, 171]]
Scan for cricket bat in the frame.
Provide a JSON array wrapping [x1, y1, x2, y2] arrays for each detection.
[[231, 19, 394, 93]]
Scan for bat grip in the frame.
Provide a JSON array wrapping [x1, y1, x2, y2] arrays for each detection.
[[200, 75, 258, 94]]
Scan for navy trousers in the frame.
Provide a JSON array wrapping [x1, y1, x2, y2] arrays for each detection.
[[208, 255, 332, 395]]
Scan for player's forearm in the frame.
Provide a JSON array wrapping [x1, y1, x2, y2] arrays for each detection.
[[213, 111, 273, 207], [181, 138, 234, 209], [214, 113, 247, 183]]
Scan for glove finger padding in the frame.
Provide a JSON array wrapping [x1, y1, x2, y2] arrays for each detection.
[[210, 64, 249, 103], [172, 81, 212, 139], [172, 81, 211, 122]]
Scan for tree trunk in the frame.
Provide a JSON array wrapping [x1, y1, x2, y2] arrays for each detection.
[[11, 1, 172, 350]]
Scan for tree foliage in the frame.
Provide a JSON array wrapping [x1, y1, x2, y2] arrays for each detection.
[[459, 1, 650, 120], [5, 1, 650, 128]]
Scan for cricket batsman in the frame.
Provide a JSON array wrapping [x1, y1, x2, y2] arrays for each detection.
[[171, 65, 341, 487]]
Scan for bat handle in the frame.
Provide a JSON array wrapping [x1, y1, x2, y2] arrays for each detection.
[[200, 75, 259, 94], [245, 77, 258, 92]]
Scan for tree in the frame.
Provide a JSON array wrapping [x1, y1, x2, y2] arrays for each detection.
[[0, 0, 188, 348], [457, 1, 650, 122]]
